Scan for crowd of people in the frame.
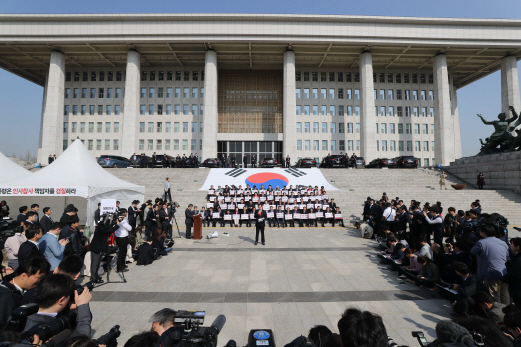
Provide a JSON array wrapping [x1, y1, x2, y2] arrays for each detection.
[[200, 184, 345, 228], [360, 193, 521, 337]]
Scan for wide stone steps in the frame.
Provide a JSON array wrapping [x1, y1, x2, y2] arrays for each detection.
[[106, 167, 521, 226]]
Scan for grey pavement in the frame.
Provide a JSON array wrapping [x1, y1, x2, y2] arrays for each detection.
[[87, 226, 455, 346]]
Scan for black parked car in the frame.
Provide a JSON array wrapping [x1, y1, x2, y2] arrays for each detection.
[[295, 158, 317, 168], [365, 158, 394, 168], [349, 156, 366, 167], [393, 156, 418, 168], [260, 158, 278, 168], [202, 158, 221, 168], [319, 155, 344, 168]]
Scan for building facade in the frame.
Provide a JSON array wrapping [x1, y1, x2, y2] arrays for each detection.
[[1, 14, 520, 166]]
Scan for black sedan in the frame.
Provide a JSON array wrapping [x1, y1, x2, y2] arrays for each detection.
[[393, 156, 418, 168], [202, 158, 221, 168], [365, 158, 395, 168], [319, 155, 344, 168], [295, 158, 317, 168], [260, 158, 279, 168]]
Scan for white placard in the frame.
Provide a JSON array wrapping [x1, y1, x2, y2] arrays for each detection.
[[316, 212, 324, 218], [208, 190, 214, 195], [293, 213, 301, 219], [245, 197, 251, 201], [285, 214, 293, 220], [238, 203, 245, 209], [212, 213, 220, 219], [225, 197, 231, 202], [300, 214, 308, 219], [228, 204, 235, 210], [218, 196, 224, 201], [260, 196, 266, 202], [262, 205, 270, 211], [209, 196, 216, 202], [101, 199, 117, 214], [323, 204, 329, 209], [233, 214, 240, 220], [230, 190, 236, 195], [307, 203, 313, 209], [275, 196, 280, 201], [207, 203, 213, 208], [241, 214, 249, 220], [268, 195, 274, 200], [335, 214, 343, 219], [252, 197, 259, 202], [309, 213, 316, 219], [303, 197, 309, 202], [267, 212, 274, 218], [325, 213, 333, 219], [249, 213, 255, 219], [276, 213, 284, 218]]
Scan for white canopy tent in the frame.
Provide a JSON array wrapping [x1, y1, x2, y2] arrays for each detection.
[[0, 150, 33, 184], [0, 139, 145, 227]]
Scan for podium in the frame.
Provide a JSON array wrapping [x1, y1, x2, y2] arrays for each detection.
[[193, 214, 203, 240]]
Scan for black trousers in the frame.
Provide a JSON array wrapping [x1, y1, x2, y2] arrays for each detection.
[[255, 225, 265, 243], [186, 224, 192, 238], [91, 252, 102, 281], [129, 219, 137, 236], [115, 236, 129, 271], [164, 189, 172, 202]]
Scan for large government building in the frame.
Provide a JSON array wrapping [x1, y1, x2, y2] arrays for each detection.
[[1, 14, 521, 166]]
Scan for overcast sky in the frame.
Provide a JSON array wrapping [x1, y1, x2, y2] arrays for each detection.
[[1, 0, 520, 159]]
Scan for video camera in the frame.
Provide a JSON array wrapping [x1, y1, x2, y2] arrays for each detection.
[[157, 311, 226, 347], [412, 330, 485, 347], [100, 212, 121, 227], [2, 304, 40, 332], [0, 221, 21, 240], [93, 325, 121, 347], [172, 201, 180, 209], [462, 213, 508, 244]]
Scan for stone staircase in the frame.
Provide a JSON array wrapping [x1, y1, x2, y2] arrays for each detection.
[[321, 168, 521, 227], [106, 167, 521, 227]]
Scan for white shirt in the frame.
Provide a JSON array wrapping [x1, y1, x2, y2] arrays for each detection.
[[115, 220, 132, 238], [29, 240, 39, 249], [383, 207, 395, 221]]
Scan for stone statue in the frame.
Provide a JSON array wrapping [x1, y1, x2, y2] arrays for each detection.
[[477, 106, 518, 155]]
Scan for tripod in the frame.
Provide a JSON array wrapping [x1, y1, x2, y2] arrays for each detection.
[[93, 238, 127, 288], [171, 210, 181, 238]]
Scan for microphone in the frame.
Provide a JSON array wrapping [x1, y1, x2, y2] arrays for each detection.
[[514, 227, 521, 231], [210, 314, 226, 335], [41, 329, 72, 347], [435, 320, 472, 344]]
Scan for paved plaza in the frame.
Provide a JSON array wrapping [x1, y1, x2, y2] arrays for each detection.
[[87, 227, 455, 347]]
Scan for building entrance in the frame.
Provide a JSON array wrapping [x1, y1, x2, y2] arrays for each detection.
[[217, 141, 282, 167]]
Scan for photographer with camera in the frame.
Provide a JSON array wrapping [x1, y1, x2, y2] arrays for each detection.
[[24, 273, 92, 340], [149, 308, 176, 336], [114, 208, 131, 274], [337, 307, 388, 347], [0, 257, 50, 327], [89, 216, 119, 284]]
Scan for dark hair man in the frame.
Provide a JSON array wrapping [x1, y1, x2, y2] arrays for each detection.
[[40, 207, 54, 234], [115, 208, 131, 273], [254, 207, 267, 246], [60, 215, 82, 256], [503, 308, 521, 347], [17, 206, 28, 222], [24, 273, 92, 339], [89, 217, 119, 284], [338, 307, 387, 347], [17, 225, 43, 267], [0, 257, 50, 326], [149, 308, 176, 335], [450, 262, 477, 315], [472, 291, 506, 324], [185, 204, 196, 239]]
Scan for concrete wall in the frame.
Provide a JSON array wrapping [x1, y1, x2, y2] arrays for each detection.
[[446, 152, 521, 192]]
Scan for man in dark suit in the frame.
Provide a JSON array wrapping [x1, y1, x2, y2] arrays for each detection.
[[285, 155, 291, 168], [17, 225, 43, 267], [136, 239, 155, 266], [329, 199, 337, 211], [231, 154, 236, 168], [251, 155, 257, 168], [185, 204, 196, 239], [17, 206, 28, 222], [152, 152, 157, 168], [30, 204, 40, 226], [243, 154, 248, 168], [89, 219, 119, 283], [128, 200, 140, 236], [48, 154, 53, 165], [254, 209, 267, 246], [40, 207, 54, 234], [23, 274, 92, 339], [450, 262, 477, 315]]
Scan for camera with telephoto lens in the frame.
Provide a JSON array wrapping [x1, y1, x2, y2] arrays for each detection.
[[93, 325, 121, 347], [172, 201, 180, 208], [1, 304, 39, 332], [76, 281, 94, 295], [412, 330, 485, 347], [21, 315, 70, 344], [100, 212, 120, 227], [0, 221, 21, 240], [156, 311, 226, 347]]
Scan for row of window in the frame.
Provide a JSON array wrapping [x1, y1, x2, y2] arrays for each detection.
[[139, 122, 203, 133], [296, 105, 434, 117], [296, 88, 434, 101], [65, 105, 121, 116], [63, 122, 120, 134], [65, 70, 205, 83], [295, 122, 435, 135], [140, 87, 204, 99], [140, 104, 204, 116], [296, 139, 435, 152], [64, 87, 206, 100], [65, 88, 122, 99], [64, 139, 120, 151], [296, 71, 434, 84], [139, 139, 201, 151]]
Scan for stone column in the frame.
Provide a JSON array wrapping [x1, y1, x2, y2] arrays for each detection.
[[433, 54, 454, 166], [450, 75, 462, 160], [38, 51, 65, 165], [121, 50, 140, 156], [501, 56, 521, 118], [202, 50, 218, 160], [283, 50, 297, 161], [359, 52, 377, 161]]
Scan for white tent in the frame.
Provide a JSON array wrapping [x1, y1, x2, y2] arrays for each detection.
[[0, 150, 32, 184], [0, 139, 145, 227]]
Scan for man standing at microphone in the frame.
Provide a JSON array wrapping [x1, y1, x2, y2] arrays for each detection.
[[255, 208, 267, 246]]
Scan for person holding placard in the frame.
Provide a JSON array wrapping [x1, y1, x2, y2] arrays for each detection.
[[333, 207, 345, 227], [308, 208, 317, 227], [267, 206, 276, 228], [240, 207, 250, 227], [233, 207, 241, 227], [276, 206, 285, 228], [224, 210, 233, 227], [285, 207, 294, 227], [325, 207, 334, 226]]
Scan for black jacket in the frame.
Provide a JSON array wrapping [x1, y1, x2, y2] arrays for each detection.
[[60, 227, 81, 256], [502, 252, 521, 298], [185, 208, 195, 226], [254, 210, 267, 228], [89, 224, 118, 254], [40, 215, 54, 234], [136, 243, 155, 266], [17, 241, 42, 267], [128, 206, 138, 221], [452, 274, 477, 302], [0, 278, 24, 327]]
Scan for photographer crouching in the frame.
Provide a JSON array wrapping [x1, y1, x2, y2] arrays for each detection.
[[89, 215, 120, 284]]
